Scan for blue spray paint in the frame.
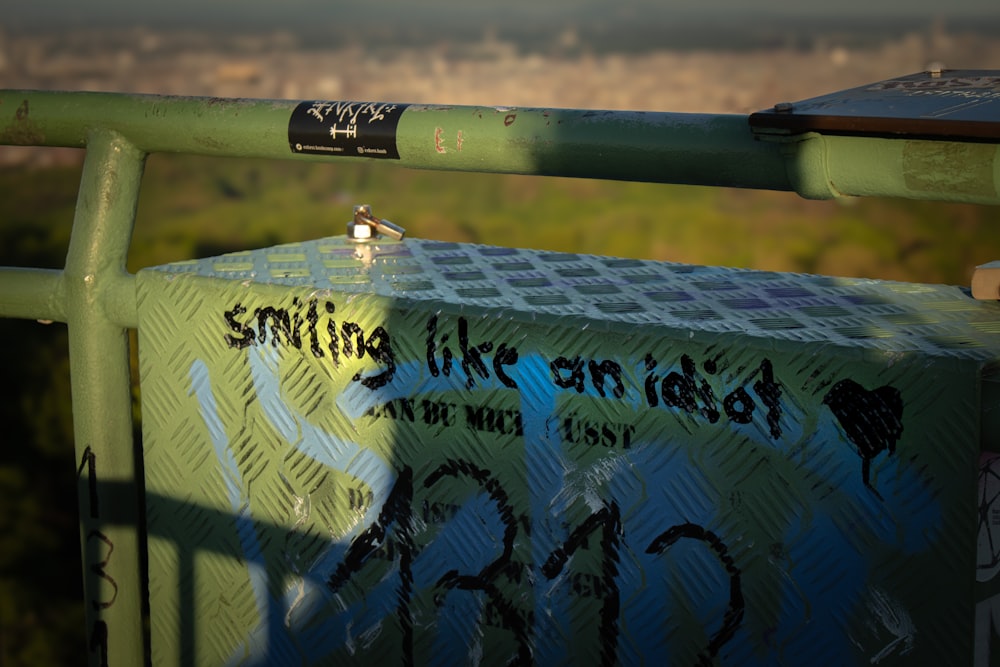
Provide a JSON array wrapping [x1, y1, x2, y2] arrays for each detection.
[[187, 331, 943, 665]]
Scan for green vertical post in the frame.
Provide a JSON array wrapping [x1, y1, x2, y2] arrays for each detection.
[[64, 128, 146, 666]]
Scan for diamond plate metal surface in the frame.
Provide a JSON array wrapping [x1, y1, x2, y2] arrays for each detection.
[[137, 236, 1000, 666]]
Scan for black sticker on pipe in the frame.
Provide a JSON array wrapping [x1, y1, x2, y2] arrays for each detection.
[[288, 101, 407, 159]]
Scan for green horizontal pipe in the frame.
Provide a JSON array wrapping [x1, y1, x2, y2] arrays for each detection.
[[0, 268, 136, 327], [0, 267, 66, 321], [101, 274, 139, 329], [0, 89, 791, 191], [4, 89, 1000, 203], [773, 132, 1000, 205], [822, 133, 1000, 205], [398, 105, 793, 190]]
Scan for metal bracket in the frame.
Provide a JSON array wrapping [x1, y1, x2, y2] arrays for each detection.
[[348, 204, 406, 241]]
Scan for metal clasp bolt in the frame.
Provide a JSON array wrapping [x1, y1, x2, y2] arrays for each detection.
[[348, 204, 406, 241]]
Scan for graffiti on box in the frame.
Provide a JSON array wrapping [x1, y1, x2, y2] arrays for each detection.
[[222, 297, 904, 497], [171, 298, 939, 663]]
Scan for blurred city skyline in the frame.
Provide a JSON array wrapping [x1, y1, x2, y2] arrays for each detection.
[[7, 1, 1000, 60], [12, 0, 1000, 21], [9, 0, 1000, 34]]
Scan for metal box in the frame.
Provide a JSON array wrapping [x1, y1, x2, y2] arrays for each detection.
[[137, 236, 1000, 665]]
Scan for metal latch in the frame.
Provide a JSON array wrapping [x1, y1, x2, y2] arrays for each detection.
[[348, 204, 406, 241]]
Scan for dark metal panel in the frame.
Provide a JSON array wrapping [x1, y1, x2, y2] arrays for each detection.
[[750, 70, 1000, 142]]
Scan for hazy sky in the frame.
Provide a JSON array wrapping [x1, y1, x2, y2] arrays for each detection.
[[10, 0, 1000, 29]]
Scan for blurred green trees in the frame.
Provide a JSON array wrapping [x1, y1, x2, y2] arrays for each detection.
[[0, 165, 82, 666]]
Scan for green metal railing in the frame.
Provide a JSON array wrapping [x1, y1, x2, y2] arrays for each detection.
[[0, 87, 998, 666]]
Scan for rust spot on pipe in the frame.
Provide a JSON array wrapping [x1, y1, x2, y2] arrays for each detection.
[[0, 98, 45, 145]]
